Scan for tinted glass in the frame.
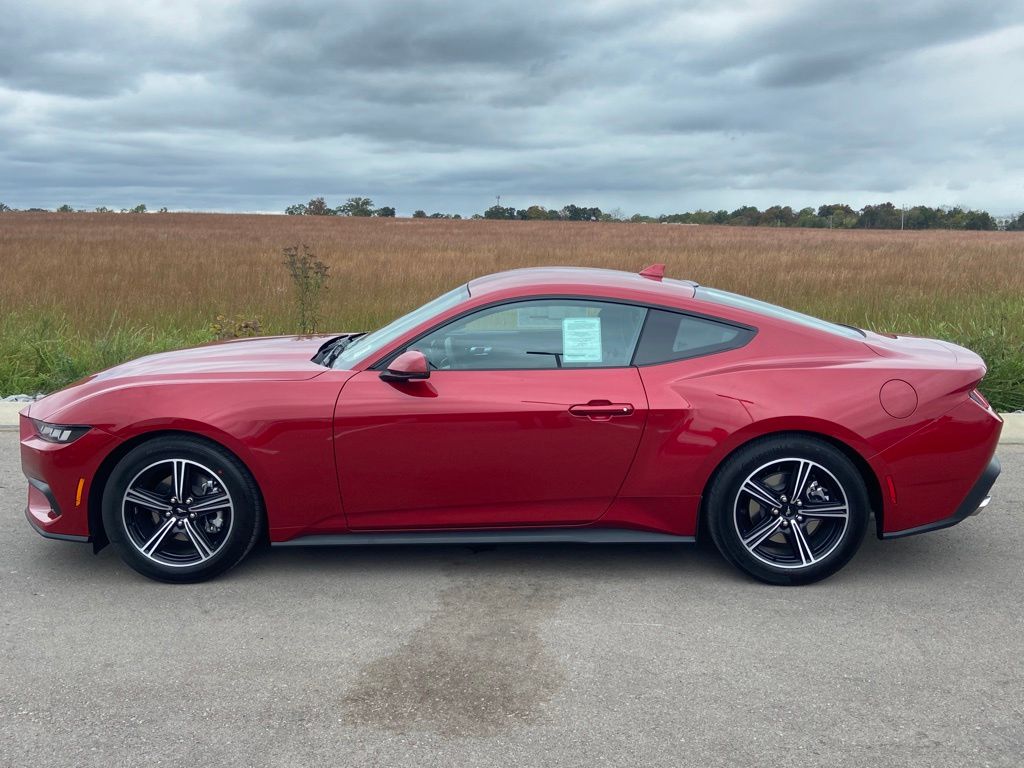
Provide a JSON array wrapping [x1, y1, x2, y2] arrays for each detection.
[[696, 287, 863, 339], [334, 285, 469, 367], [634, 309, 749, 365], [410, 299, 647, 370]]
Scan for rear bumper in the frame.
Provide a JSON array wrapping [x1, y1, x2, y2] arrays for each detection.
[[882, 456, 1000, 539], [873, 397, 1002, 536]]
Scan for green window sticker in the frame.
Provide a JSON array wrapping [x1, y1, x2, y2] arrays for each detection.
[[562, 317, 603, 363]]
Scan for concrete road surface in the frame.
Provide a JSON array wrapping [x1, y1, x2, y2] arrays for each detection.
[[1, 433, 1021, 767]]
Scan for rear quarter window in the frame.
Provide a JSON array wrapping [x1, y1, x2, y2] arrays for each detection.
[[634, 309, 753, 365]]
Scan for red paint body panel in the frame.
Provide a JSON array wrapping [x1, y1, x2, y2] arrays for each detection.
[[333, 368, 648, 529], [869, 398, 1001, 532], [20, 267, 1003, 546]]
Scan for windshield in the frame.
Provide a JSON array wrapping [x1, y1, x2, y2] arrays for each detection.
[[333, 285, 470, 368], [696, 287, 864, 339]]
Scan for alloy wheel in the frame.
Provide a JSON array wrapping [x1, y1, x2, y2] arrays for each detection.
[[732, 457, 850, 570], [121, 458, 234, 568]]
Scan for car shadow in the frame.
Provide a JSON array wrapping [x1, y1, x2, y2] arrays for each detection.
[[20, 520, 994, 589], [230, 524, 986, 587]]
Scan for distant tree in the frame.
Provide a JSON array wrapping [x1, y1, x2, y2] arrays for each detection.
[[373, 206, 396, 217], [796, 207, 826, 228], [1004, 213, 1024, 231], [306, 197, 335, 216], [856, 202, 901, 229], [961, 210, 995, 230], [337, 197, 374, 217], [56, 204, 74, 213], [760, 205, 796, 227], [130, 203, 148, 214], [904, 205, 938, 229], [158, 206, 169, 213], [0, 202, 13, 212], [412, 210, 427, 218], [726, 206, 761, 227], [518, 205, 557, 220], [483, 204, 517, 220], [560, 204, 603, 221], [817, 203, 858, 228], [285, 203, 308, 215], [94, 206, 112, 213]]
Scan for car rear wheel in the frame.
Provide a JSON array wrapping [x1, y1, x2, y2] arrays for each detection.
[[102, 436, 263, 583], [706, 435, 869, 585]]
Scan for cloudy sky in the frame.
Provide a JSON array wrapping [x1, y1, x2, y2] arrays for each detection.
[[2, 0, 1023, 216]]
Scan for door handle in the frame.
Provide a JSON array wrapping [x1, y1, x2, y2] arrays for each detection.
[[569, 400, 634, 419]]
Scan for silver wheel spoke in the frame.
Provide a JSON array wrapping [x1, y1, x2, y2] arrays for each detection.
[[741, 480, 782, 510], [789, 522, 816, 566], [801, 505, 848, 519], [183, 520, 214, 561], [790, 460, 813, 501], [172, 460, 188, 501], [742, 516, 783, 550], [140, 518, 176, 556], [189, 493, 230, 513], [125, 488, 172, 513]]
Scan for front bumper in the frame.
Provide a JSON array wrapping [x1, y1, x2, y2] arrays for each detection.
[[882, 455, 1001, 539], [20, 412, 122, 541]]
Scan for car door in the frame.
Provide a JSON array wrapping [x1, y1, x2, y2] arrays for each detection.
[[333, 298, 650, 530]]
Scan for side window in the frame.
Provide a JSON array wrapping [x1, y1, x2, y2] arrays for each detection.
[[409, 299, 647, 370], [634, 309, 751, 365]]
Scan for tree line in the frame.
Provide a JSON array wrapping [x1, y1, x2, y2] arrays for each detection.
[[476, 202, 1022, 230], [3, 197, 1023, 230], [284, 196, 395, 217], [283, 198, 1023, 230]]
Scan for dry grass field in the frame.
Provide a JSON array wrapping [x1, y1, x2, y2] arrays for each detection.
[[1, 212, 1023, 408]]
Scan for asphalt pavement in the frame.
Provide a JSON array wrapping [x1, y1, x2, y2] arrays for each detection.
[[1, 433, 1021, 767]]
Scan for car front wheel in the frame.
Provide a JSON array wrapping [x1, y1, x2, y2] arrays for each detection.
[[102, 436, 263, 583], [706, 435, 869, 585]]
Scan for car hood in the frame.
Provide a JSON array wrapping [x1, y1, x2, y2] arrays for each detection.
[[31, 334, 348, 422], [91, 335, 338, 379]]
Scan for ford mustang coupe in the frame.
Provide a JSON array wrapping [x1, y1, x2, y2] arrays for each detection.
[[21, 265, 1002, 585]]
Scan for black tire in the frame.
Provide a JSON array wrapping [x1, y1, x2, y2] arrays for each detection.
[[706, 435, 869, 585], [102, 435, 263, 583]]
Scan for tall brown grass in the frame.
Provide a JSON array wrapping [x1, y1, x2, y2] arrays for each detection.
[[1, 212, 1022, 407]]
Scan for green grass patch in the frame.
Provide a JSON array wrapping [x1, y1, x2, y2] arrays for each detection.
[[0, 313, 212, 396]]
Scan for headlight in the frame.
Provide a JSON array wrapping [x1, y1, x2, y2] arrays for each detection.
[[32, 419, 91, 444]]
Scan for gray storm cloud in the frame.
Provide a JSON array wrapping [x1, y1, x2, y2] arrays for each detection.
[[1, 0, 1022, 214]]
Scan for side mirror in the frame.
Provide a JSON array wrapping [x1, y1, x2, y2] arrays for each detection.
[[380, 350, 431, 383]]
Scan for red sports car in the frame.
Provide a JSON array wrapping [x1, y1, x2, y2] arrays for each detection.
[[21, 265, 1001, 584]]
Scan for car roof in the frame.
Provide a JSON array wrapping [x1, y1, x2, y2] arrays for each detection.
[[467, 267, 699, 302]]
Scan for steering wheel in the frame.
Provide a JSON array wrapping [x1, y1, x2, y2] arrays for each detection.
[[418, 337, 453, 370]]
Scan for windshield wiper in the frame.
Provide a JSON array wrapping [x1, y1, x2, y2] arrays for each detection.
[[315, 333, 365, 367]]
